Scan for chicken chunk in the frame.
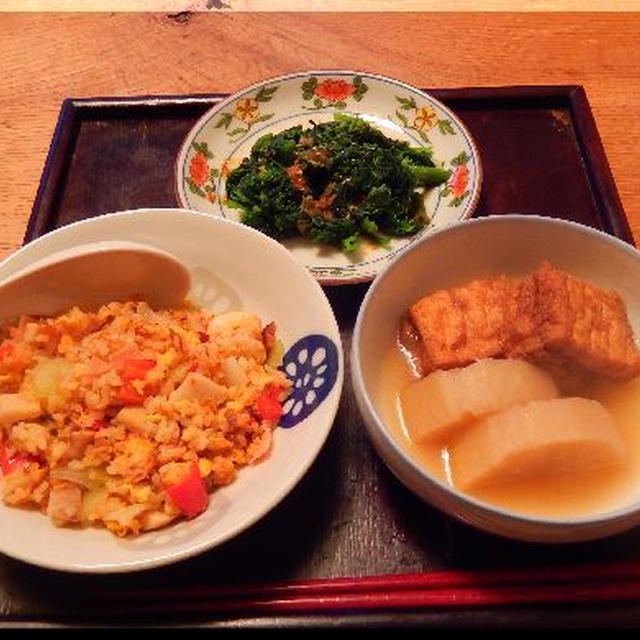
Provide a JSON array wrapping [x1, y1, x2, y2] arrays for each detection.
[[169, 372, 226, 407], [0, 393, 42, 426], [47, 482, 83, 526]]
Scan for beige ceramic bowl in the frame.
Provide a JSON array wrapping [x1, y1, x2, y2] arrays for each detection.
[[351, 215, 640, 543]]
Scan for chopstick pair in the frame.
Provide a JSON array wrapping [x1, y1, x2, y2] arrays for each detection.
[[94, 560, 640, 615]]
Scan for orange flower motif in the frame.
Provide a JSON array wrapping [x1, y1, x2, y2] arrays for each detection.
[[313, 79, 356, 102], [413, 106, 438, 131], [206, 191, 216, 203], [189, 152, 209, 187], [450, 164, 470, 198], [220, 161, 232, 177], [234, 98, 259, 123]]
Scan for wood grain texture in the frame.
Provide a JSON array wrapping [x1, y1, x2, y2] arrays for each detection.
[[4, 1, 640, 11], [2, 13, 640, 627], [1, 12, 640, 259]]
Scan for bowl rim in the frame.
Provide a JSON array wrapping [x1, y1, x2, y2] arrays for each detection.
[[0, 207, 345, 572], [352, 213, 640, 531], [1, 207, 304, 274]]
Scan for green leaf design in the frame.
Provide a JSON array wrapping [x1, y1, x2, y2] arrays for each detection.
[[450, 150, 470, 166], [313, 97, 323, 108], [437, 119, 455, 135], [186, 177, 205, 197], [333, 101, 347, 110], [302, 76, 318, 100], [395, 95, 416, 110], [228, 127, 247, 137], [353, 78, 368, 101], [255, 85, 278, 102], [215, 112, 233, 129], [209, 168, 220, 179], [254, 113, 274, 123], [395, 109, 409, 127], [417, 130, 431, 144], [449, 191, 469, 207], [192, 141, 214, 158], [440, 184, 451, 197]]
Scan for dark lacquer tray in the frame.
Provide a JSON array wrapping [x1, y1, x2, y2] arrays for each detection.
[[5, 85, 640, 629]]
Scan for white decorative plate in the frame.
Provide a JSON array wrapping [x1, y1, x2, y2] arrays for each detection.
[[176, 71, 482, 285]]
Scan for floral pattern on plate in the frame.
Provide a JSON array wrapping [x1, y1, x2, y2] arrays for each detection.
[[185, 141, 218, 202], [301, 75, 368, 110], [176, 71, 482, 285], [214, 84, 279, 140], [393, 94, 456, 143], [442, 151, 472, 207]]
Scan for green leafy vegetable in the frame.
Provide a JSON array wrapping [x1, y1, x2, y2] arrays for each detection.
[[225, 114, 451, 253]]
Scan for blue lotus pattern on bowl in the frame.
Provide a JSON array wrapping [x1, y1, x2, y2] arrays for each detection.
[[280, 334, 339, 428]]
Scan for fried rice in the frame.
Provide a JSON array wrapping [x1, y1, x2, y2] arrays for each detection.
[[0, 301, 290, 536]]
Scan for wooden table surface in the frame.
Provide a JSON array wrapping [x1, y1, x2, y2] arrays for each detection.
[[1, 11, 640, 260], [2, 11, 640, 627]]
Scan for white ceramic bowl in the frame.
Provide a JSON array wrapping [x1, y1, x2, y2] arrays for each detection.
[[0, 208, 343, 572], [352, 214, 640, 543]]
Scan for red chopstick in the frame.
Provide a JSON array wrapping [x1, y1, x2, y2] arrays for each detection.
[[99, 580, 640, 615], [95, 560, 640, 614]]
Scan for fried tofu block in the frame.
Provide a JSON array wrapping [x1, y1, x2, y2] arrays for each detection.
[[530, 262, 640, 381], [451, 397, 627, 491], [407, 262, 640, 381], [407, 274, 517, 373]]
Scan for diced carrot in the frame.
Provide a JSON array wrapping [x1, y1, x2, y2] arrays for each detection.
[[113, 384, 146, 406], [0, 442, 36, 475], [166, 463, 209, 518], [119, 358, 155, 383], [0, 442, 11, 474], [111, 358, 156, 406], [0, 341, 13, 361], [254, 385, 283, 422]]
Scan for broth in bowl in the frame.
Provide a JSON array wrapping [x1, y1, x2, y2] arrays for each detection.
[[378, 348, 640, 520]]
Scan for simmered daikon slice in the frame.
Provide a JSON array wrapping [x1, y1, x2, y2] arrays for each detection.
[[400, 358, 558, 443], [451, 397, 627, 491]]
